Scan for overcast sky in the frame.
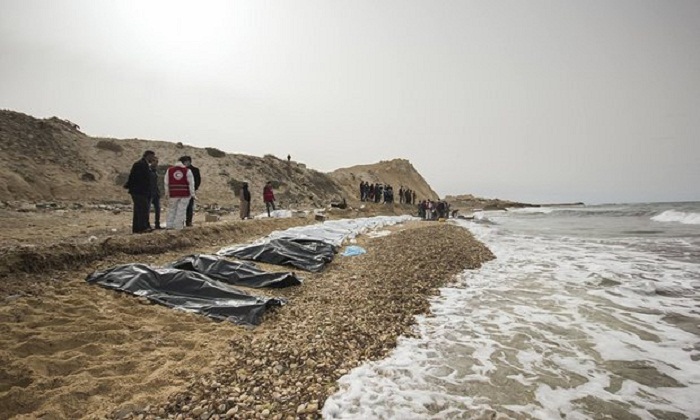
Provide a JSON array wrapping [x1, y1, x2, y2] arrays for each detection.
[[1, 1, 698, 204]]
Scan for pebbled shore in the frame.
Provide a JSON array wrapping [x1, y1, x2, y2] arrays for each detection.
[[127, 222, 494, 419], [0, 217, 494, 420]]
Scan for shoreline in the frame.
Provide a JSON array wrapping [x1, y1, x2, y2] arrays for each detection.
[[0, 213, 494, 419]]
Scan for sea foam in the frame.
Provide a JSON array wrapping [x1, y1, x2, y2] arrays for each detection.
[[651, 209, 700, 225], [323, 211, 700, 419]]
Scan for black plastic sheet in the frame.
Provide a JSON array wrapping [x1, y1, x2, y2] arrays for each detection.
[[167, 254, 302, 288], [86, 264, 284, 325], [219, 238, 337, 272]]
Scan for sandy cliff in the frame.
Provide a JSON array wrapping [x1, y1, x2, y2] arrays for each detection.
[[0, 110, 435, 210]]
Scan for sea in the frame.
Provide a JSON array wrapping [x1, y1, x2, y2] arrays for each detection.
[[323, 202, 700, 420]]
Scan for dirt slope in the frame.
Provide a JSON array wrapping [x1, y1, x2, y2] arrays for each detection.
[[0, 110, 437, 211], [329, 158, 439, 203]]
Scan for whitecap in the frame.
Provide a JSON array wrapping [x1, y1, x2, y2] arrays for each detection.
[[651, 209, 700, 225]]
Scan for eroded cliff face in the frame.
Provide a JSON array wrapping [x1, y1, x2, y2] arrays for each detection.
[[329, 159, 439, 204], [0, 110, 437, 210]]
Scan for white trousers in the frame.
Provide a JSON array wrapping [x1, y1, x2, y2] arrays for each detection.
[[167, 197, 190, 230]]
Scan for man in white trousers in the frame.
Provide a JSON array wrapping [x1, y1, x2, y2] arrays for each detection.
[[164, 156, 196, 230]]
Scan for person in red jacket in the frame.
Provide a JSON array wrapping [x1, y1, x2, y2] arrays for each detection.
[[263, 181, 276, 217], [164, 156, 196, 230]]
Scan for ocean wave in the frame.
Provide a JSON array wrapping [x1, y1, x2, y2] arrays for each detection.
[[508, 207, 554, 214], [513, 207, 659, 218], [651, 210, 700, 225]]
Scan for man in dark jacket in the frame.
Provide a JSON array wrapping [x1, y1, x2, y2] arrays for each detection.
[[239, 181, 251, 219], [183, 156, 201, 227], [124, 150, 156, 233], [148, 157, 162, 229]]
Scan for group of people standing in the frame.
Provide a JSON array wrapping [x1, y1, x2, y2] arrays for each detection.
[[359, 181, 416, 205], [418, 199, 451, 220], [127, 151, 278, 233], [125, 151, 200, 233]]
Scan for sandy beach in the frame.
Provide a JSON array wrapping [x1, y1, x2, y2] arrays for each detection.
[[0, 206, 493, 419]]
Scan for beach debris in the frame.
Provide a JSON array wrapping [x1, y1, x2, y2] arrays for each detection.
[[341, 245, 366, 257], [205, 213, 220, 222], [367, 229, 391, 238]]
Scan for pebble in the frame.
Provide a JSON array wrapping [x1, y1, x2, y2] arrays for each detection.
[[114, 223, 494, 419]]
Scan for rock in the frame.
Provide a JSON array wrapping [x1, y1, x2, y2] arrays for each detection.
[[18, 203, 36, 212]]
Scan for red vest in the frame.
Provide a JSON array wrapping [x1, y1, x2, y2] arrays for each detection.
[[167, 166, 190, 197], [263, 185, 275, 202]]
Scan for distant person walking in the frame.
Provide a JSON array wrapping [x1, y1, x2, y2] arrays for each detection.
[[263, 181, 276, 217], [164, 156, 196, 230], [124, 150, 156, 234], [148, 157, 162, 229], [182, 156, 201, 227], [239, 181, 251, 219]]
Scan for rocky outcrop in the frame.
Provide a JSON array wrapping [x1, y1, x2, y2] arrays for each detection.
[[444, 194, 538, 212]]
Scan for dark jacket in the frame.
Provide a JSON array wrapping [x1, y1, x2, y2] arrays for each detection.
[[125, 158, 152, 196], [190, 165, 201, 191], [149, 166, 159, 197], [241, 185, 251, 202]]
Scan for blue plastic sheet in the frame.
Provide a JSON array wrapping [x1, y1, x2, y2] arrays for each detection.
[[342, 245, 367, 256]]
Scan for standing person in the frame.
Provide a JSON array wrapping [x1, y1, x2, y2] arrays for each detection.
[[239, 181, 251, 219], [124, 150, 156, 234], [164, 156, 196, 230], [263, 181, 276, 217], [182, 156, 201, 227], [148, 157, 162, 229], [427, 200, 434, 220]]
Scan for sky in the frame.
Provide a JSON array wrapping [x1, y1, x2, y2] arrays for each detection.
[[1, 1, 698, 204]]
